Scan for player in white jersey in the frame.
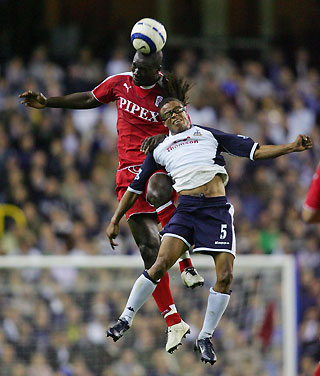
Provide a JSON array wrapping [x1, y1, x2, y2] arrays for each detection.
[[106, 76, 312, 364]]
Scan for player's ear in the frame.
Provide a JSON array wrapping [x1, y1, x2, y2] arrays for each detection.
[[160, 115, 168, 127], [158, 108, 163, 121], [159, 114, 168, 126]]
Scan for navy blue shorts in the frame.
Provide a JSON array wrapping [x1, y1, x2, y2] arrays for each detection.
[[161, 195, 236, 257]]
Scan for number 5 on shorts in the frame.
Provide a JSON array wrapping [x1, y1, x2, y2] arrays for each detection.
[[220, 224, 227, 239]]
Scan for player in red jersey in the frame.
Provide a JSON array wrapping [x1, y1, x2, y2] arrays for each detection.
[[302, 162, 320, 223], [302, 163, 320, 376], [314, 363, 320, 376], [19, 50, 204, 353]]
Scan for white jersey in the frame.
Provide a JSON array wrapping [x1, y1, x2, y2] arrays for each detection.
[[129, 125, 258, 194], [153, 127, 228, 191]]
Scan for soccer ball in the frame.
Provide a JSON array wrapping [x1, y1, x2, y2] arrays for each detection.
[[131, 18, 167, 55]]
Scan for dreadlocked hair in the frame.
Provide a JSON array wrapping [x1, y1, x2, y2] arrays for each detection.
[[159, 73, 193, 111]]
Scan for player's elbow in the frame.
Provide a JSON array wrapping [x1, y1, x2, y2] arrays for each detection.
[[86, 92, 102, 108]]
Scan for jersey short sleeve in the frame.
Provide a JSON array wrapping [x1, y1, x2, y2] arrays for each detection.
[[198, 126, 258, 160], [304, 163, 320, 211], [91, 75, 119, 104], [128, 153, 160, 194]]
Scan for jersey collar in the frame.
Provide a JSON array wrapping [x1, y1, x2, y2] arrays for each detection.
[[134, 78, 160, 98], [168, 124, 194, 137], [140, 83, 157, 89]]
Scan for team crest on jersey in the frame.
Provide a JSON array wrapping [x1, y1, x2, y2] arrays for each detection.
[[133, 168, 142, 180], [193, 130, 202, 136], [129, 166, 141, 175], [155, 96, 163, 107]]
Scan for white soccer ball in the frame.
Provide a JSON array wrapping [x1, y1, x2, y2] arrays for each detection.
[[131, 18, 167, 55]]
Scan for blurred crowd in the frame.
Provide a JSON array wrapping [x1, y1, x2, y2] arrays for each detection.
[[0, 44, 320, 375], [0, 264, 287, 376]]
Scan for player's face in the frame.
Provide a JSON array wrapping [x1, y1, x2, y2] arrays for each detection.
[[132, 53, 160, 86], [160, 100, 191, 135]]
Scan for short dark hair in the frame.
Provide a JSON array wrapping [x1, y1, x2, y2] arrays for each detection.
[[134, 50, 163, 69], [158, 73, 192, 113]]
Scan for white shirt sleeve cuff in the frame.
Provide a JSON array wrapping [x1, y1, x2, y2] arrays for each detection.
[[250, 142, 259, 160], [127, 187, 143, 195]]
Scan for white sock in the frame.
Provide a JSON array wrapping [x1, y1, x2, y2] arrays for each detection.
[[198, 288, 230, 340], [179, 250, 190, 261], [120, 273, 157, 326]]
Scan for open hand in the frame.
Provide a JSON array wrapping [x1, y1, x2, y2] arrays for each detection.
[[106, 221, 120, 249], [294, 134, 312, 152], [19, 90, 47, 109]]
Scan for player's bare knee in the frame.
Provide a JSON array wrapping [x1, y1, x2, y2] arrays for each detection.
[[147, 174, 173, 208]]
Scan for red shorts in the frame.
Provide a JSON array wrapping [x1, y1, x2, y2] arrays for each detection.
[[116, 166, 177, 220]]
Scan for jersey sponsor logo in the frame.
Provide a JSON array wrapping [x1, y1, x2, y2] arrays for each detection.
[[123, 83, 132, 92], [167, 137, 199, 152], [173, 137, 190, 144], [119, 97, 160, 122], [193, 130, 202, 136], [215, 241, 230, 245], [155, 95, 163, 107]]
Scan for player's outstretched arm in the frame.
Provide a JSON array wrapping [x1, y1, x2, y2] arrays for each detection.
[[19, 90, 102, 110], [106, 190, 139, 249], [253, 134, 312, 160]]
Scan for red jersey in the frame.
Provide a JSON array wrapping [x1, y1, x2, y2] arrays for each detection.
[[304, 162, 320, 211], [92, 72, 168, 169]]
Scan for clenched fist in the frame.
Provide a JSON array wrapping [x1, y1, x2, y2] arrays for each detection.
[[294, 134, 312, 152]]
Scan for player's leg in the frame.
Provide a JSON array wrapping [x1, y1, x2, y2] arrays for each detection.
[[191, 196, 235, 365], [128, 213, 160, 270], [128, 213, 181, 322], [195, 251, 234, 365], [107, 213, 189, 352], [147, 173, 204, 288], [115, 180, 184, 329], [107, 232, 190, 353], [118, 235, 189, 323], [129, 214, 191, 352], [199, 252, 233, 337], [148, 235, 189, 280]]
